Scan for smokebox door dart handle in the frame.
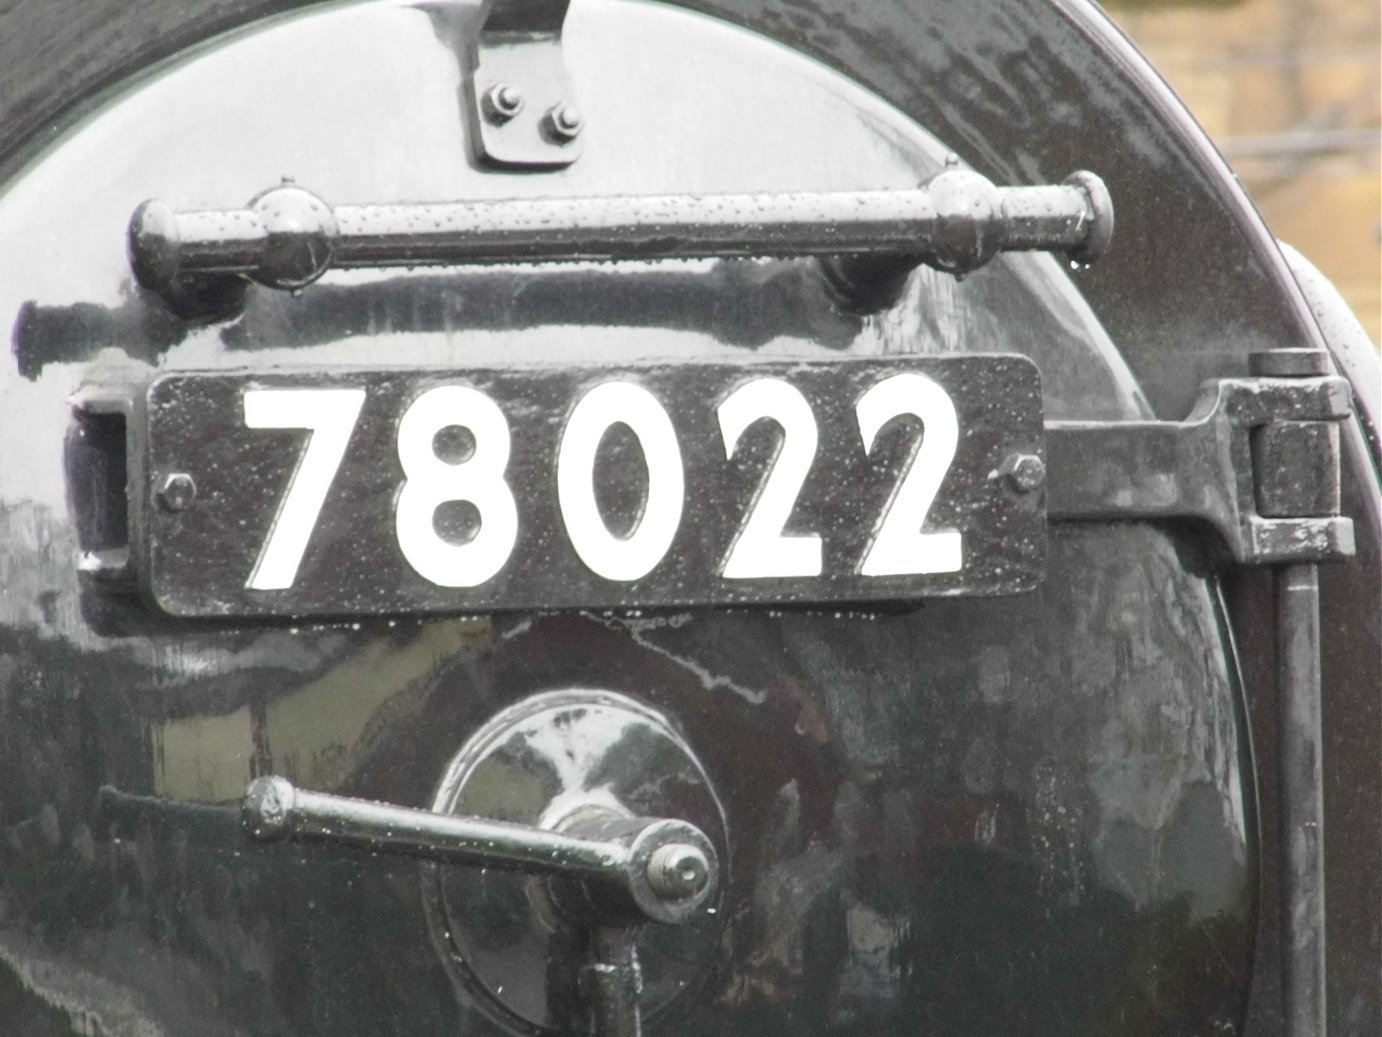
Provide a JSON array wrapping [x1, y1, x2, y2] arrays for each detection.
[[242, 776, 718, 926], [128, 166, 1112, 311]]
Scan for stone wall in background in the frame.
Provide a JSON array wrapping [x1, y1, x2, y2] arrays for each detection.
[[1107, 0, 1380, 344]]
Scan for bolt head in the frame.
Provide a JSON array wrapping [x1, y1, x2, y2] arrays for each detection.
[[157, 472, 197, 512], [999, 453, 1046, 493], [544, 103, 583, 142], [483, 83, 524, 123], [647, 842, 710, 900]]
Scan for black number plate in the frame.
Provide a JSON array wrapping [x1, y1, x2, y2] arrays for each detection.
[[141, 356, 1045, 617]]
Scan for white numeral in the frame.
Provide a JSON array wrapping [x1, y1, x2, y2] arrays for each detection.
[[557, 382, 684, 581], [856, 373, 962, 576], [395, 386, 518, 587], [242, 371, 965, 594], [717, 378, 822, 579], [244, 388, 366, 591]]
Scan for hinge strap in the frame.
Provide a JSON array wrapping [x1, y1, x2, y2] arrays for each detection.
[[1046, 371, 1355, 564]]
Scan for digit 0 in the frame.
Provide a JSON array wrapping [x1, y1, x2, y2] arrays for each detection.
[[557, 381, 684, 581]]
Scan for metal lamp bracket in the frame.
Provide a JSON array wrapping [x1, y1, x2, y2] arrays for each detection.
[[466, 0, 583, 169], [1046, 357, 1356, 566]]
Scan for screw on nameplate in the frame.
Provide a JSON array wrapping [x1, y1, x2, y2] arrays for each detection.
[[156, 472, 197, 513], [998, 453, 1046, 494]]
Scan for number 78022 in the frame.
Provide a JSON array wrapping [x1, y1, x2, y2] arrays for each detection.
[[241, 373, 962, 591]]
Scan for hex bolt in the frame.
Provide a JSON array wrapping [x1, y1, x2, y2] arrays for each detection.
[[157, 472, 197, 512], [544, 103, 583, 142], [645, 842, 710, 901], [482, 84, 524, 124], [998, 453, 1046, 494]]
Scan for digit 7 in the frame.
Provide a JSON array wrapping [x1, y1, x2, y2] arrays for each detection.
[[243, 387, 366, 591]]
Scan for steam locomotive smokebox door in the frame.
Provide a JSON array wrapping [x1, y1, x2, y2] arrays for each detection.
[[3, 0, 1377, 1035]]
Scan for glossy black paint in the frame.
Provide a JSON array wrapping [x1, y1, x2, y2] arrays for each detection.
[[0, 2, 1376, 1036], [2, 550, 1254, 1035]]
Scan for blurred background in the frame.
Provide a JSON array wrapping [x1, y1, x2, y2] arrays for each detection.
[[1108, 0, 1380, 345]]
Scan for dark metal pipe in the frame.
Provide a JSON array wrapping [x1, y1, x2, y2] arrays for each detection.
[[583, 927, 644, 1037], [1277, 562, 1327, 1036], [128, 167, 1113, 308]]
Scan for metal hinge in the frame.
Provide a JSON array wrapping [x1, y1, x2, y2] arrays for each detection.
[[1046, 349, 1356, 565]]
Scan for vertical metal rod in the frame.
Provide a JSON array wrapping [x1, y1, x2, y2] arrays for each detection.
[[583, 927, 643, 1037], [1278, 562, 1327, 1036]]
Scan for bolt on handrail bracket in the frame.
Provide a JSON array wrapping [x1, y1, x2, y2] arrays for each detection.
[[242, 776, 718, 926], [466, 0, 582, 169], [127, 166, 1112, 319]]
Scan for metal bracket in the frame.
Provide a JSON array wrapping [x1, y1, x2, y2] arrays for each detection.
[[465, 0, 582, 169], [1047, 355, 1356, 565], [66, 380, 143, 587]]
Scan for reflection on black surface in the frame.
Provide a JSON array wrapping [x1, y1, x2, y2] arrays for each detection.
[[0, 518, 1256, 1035], [11, 260, 863, 381]]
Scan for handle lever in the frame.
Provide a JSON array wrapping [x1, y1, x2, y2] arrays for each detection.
[[242, 776, 717, 926]]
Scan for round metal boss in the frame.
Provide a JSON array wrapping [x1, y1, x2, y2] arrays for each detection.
[[422, 690, 728, 1032]]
